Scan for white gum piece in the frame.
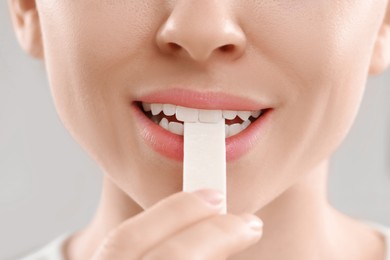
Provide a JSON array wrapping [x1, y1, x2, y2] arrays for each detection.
[[183, 119, 226, 214], [176, 106, 199, 122], [198, 109, 223, 123]]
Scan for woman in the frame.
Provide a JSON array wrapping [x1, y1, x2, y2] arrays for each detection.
[[8, 0, 390, 259]]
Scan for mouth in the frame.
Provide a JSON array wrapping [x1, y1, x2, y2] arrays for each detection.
[[132, 89, 273, 161], [137, 102, 265, 138]]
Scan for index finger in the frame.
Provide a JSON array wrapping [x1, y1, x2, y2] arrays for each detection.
[[95, 190, 224, 259]]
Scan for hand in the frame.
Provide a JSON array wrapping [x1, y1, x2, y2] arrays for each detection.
[[92, 189, 263, 260]]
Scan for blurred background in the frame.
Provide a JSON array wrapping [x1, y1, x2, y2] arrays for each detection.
[[1, 1, 390, 259]]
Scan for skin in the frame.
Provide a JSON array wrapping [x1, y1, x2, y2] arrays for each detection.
[[8, 0, 390, 259]]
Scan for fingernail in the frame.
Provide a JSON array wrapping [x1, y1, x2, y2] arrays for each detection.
[[240, 214, 263, 232], [193, 189, 225, 208]]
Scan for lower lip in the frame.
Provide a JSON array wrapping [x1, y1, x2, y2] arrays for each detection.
[[132, 103, 272, 162]]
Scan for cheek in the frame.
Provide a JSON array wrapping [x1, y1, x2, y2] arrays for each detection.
[[36, 2, 162, 171], [243, 1, 380, 83], [283, 3, 380, 155], [224, 1, 386, 212], [39, 1, 159, 90], [246, 1, 381, 151], [37, 2, 184, 207]]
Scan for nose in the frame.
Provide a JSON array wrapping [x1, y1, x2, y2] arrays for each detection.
[[156, 1, 247, 63]]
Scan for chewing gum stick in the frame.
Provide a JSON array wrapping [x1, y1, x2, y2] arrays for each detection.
[[183, 119, 226, 214]]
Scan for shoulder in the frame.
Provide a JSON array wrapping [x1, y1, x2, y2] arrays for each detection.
[[366, 221, 390, 260], [19, 233, 70, 260], [368, 221, 390, 239]]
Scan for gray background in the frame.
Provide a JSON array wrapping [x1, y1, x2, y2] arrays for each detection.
[[1, 2, 390, 259]]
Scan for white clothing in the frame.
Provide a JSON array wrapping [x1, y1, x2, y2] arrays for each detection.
[[19, 233, 70, 260], [18, 222, 390, 260]]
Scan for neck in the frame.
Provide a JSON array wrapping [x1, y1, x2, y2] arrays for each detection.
[[233, 160, 333, 259], [64, 177, 143, 260], [232, 160, 385, 260], [65, 160, 385, 260]]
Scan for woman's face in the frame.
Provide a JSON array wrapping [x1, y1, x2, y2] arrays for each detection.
[[34, 1, 388, 213]]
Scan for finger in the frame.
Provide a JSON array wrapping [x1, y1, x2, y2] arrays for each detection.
[[93, 189, 225, 260], [141, 213, 263, 260]]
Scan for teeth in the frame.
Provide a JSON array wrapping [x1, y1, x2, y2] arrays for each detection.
[[151, 103, 163, 115], [223, 110, 238, 120], [176, 106, 199, 122], [151, 115, 160, 124], [168, 122, 184, 135], [225, 125, 229, 138], [229, 123, 242, 137], [242, 120, 251, 130], [163, 104, 176, 116], [251, 110, 262, 118], [141, 102, 264, 137], [237, 111, 251, 121], [159, 117, 169, 130], [142, 103, 152, 112]]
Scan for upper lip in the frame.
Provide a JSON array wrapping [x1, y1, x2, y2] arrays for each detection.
[[135, 88, 270, 111]]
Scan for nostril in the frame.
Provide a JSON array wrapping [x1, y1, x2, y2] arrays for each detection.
[[168, 42, 182, 51], [219, 44, 235, 53]]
